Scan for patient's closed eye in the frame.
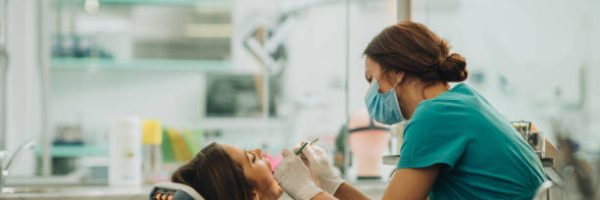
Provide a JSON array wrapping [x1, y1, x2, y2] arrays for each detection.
[[247, 152, 256, 163]]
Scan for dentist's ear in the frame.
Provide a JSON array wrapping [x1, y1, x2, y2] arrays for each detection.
[[382, 69, 405, 86], [393, 70, 406, 85]]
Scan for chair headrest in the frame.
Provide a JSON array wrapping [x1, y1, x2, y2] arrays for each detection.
[[150, 182, 205, 200]]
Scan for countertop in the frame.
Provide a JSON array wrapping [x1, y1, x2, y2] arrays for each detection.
[[353, 179, 388, 199], [0, 180, 387, 200], [0, 186, 150, 200]]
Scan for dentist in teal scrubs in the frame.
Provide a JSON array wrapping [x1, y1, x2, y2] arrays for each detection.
[[273, 21, 546, 200]]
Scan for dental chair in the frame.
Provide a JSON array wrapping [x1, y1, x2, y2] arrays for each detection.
[[149, 182, 205, 200]]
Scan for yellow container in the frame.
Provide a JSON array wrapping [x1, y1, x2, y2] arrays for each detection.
[[142, 120, 162, 145]]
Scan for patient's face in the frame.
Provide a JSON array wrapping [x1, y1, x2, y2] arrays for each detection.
[[221, 144, 283, 200]]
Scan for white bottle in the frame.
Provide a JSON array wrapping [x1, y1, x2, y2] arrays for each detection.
[[109, 117, 142, 187]]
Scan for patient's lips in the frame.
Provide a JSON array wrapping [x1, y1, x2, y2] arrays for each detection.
[[263, 153, 282, 173]]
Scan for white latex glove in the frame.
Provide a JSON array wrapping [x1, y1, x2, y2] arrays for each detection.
[[301, 145, 344, 195], [274, 149, 322, 200]]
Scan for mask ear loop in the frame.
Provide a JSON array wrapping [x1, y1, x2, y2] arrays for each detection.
[[391, 69, 404, 88], [381, 69, 403, 93]]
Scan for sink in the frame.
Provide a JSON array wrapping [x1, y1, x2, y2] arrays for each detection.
[[0, 185, 149, 200], [1, 186, 63, 194]]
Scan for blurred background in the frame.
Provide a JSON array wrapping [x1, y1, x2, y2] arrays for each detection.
[[0, 0, 599, 199]]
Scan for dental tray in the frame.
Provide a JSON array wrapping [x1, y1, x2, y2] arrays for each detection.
[[382, 155, 400, 165]]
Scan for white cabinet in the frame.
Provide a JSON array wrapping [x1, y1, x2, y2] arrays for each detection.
[[0, 0, 8, 149]]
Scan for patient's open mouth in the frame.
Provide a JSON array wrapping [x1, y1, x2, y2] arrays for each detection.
[[263, 153, 282, 173]]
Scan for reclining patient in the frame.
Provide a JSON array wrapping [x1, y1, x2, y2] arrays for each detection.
[[172, 142, 368, 200], [171, 142, 284, 200]]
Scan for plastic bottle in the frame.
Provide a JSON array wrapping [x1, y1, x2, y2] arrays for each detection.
[[109, 118, 142, 187]]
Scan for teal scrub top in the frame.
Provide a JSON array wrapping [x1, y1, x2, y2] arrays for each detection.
[[397, 83, 546, 200]]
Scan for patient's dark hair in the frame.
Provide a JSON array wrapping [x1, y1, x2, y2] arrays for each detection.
[[171, 142, 255, 200]]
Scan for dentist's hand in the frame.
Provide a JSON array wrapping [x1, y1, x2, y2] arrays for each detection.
[[301, 145, 344, 195], [274, 149, 323, 200]]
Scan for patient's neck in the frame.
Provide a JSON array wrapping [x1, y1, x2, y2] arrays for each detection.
[[258, 183, 283, 200]]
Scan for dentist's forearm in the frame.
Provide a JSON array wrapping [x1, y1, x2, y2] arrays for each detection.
[[311, 192, 337, 200], [333, 183, 371, 200]]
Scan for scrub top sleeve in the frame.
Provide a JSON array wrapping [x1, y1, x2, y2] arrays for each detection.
[[397, 103, 469, 171]]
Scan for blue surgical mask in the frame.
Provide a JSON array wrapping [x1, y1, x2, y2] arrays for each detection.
[[364, 80, 405, 125]]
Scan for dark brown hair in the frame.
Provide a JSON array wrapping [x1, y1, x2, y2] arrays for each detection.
[[364, 20, 467, 83], [171, 142, 255, 200]]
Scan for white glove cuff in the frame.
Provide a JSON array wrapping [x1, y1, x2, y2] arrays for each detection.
[[323, 178, 343, 195]]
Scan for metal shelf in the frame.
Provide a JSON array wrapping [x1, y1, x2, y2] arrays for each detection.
[[197, 117, 290, 130], [36, 145, 108, 158], [51, 58, 231, 72], [54, 0, 231, 6]]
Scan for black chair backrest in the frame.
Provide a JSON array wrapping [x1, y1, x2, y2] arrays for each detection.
[[149, 182, 205, 200]]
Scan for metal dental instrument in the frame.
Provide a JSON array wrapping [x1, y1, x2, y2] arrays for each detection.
[[295, 138, 319, 155]]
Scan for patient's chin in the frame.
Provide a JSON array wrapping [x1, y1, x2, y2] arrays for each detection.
[[272, 185, 284, 199], [259, 184, 284, 200]]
